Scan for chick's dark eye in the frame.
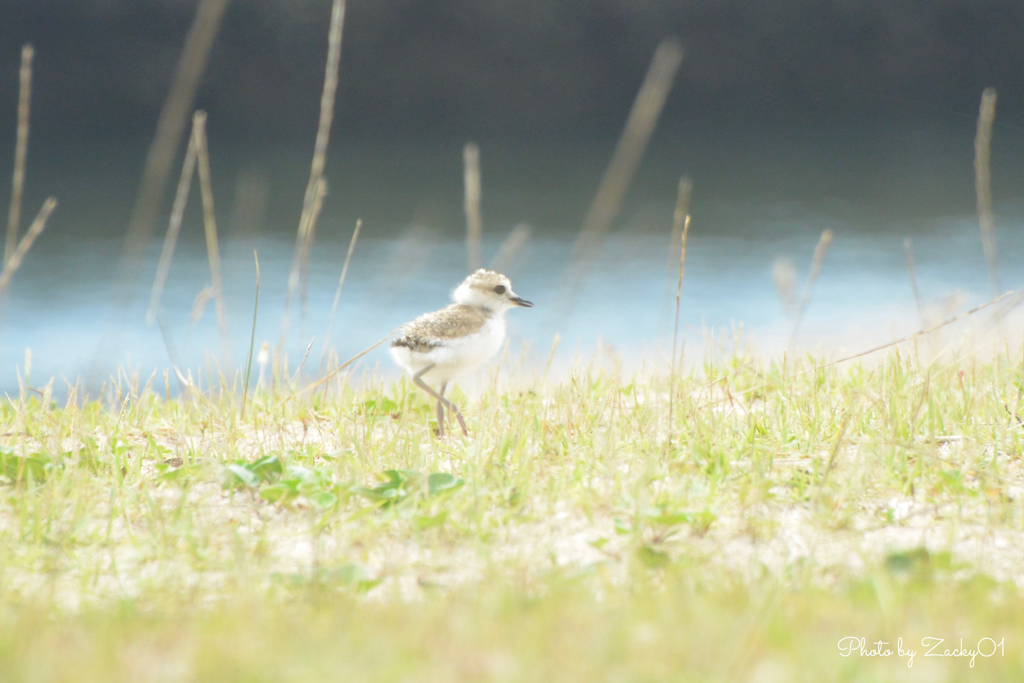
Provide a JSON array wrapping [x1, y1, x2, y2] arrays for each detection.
[[493, 285, 506, 295]]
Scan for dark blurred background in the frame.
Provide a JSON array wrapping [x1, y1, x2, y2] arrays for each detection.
[[5, 0, 1024, 138], [4, 0, 1024, 238]]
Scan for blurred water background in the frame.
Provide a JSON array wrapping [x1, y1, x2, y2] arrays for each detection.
[[3, 130, 1024, 395], [4, 1, 1024, 394]]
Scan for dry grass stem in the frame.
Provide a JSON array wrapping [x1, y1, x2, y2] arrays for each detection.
[[489, 223, 530, 274], [92, 0, 226, 387], [116, 0, 228, 288], [788, 229, 834, 352], [146, 134, 198, 324], [192, 110, 231, 368], [717, 289, 1021, 400], [320, 218, 362, 375], [666, 179, 691, 273], [0, 197, 56, 295], [903, 237, 925, 327], [771, 258, 796, 316], [668, 177, 692, 438], [241, 251, 260, 418], [464, 142, 483, 271], [290, 339, 316, 385], [561, 39, 683, 316], [5, 44, 33, 268], [300, 177, 329, 326], [975, 87, 1000, 297], [190, 286, 215, 325], [231, 169, 269, 238], [282, 0, 347, 345], [812, 412, 852, 499], [822, 289, 1014, 369], [297, 326, 399, 398], [542, 333, 561, 384], [662, 181, 691, 305]]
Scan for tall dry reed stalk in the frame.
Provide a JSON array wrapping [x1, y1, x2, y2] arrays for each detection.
[[490, 223, 531, 274], [92, 0, 226, 384], [192, 110, 231, 368], [661, 181, 689, 297], [668, 177, 691, 441], [788, 229, 833, 353], [5, 44, 33, 268], [771, 258, 796, 316], [231, 168, 269, 239], [320, 218, 362, 375], [0, 197, 56, 295], [117, 0, 228, 287], [975, 87, 1000, 297], [464, 142, 483, 271], [282, 0, 347, 346], [147, 133, 198, 324], [559, 39, 683, 319], [300, 178, 329, 326]]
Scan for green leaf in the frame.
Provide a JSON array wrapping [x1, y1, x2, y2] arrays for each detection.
[[362, 398, 399, 416], [637, 546, 671, 569], [380, 470, 405, 488], [399, 470, 425, 486], [0, 454, 52, 483], [248, 454, 283, 482], [641, 508, 716, 534], [259, 483, 299, 504], [690, 511, 716, 535], [428, 472, 465, 496], [351, 486, 400, 504], [308, 491, 338, 508], [348, 470, 409, 508], [110, 438, 130, 456], [325, 564, 364, 584], [285, 466, 315, 482], [356, 579, 382, 593], [414, 511, 448, 530], [643, 511, 695, 527], [223, 464, 258, 489], [885, 547, 934, 578]]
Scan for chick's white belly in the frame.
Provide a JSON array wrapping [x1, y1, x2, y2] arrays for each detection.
[[390, 318, 505, 383]]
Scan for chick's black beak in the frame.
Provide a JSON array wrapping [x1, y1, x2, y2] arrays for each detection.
[[510, 295, 533, 308]]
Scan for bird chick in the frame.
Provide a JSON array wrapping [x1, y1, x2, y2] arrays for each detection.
[[390, 269, 533, 436]]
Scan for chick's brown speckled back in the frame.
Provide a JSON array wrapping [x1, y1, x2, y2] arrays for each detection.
[[391, 304, 490, 352]]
